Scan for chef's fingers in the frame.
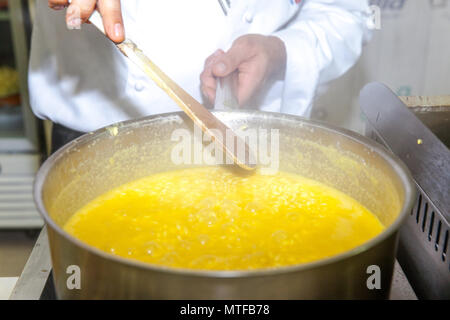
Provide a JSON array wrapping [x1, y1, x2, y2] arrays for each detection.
[[204, 49, 224, 69], [202, 87, 217, 105], [66, 0, 96, 29], [200, 69, 216, 103], [200, 50, 225, 103], [48, 0, 69, 10], [212, 38, 255, 78], [98, 0, 124, 43], [236, 60, 266, 106]]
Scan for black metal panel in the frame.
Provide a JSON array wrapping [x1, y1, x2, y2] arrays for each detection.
[[360, 82, 450, 299]]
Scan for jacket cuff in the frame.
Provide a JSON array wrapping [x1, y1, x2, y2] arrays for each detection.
[[272, 28, 320, 116]]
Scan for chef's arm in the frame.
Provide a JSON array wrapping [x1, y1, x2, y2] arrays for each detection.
[[48, 0, 125, 43], [272, 0, 371, 114]]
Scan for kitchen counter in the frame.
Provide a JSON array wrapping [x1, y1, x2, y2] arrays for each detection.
[[0, 277, 18, 300]]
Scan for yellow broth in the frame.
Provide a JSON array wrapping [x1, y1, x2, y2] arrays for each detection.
[[64, 167, 384, 270]]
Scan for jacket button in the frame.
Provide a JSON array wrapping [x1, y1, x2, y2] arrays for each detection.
[[244, 11, 254, 23], [135, 81, 145, 92]]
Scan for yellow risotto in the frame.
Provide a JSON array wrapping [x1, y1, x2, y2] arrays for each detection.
[[64, 167, 384, 270]]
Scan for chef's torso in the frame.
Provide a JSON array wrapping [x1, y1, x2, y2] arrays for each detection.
[[29, 0, 302, 132]]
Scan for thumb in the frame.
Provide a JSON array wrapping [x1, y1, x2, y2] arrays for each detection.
[[212, 45, 249, 77]]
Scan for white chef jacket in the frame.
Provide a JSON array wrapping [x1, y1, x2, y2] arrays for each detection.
[[29, 0, 371, 132]]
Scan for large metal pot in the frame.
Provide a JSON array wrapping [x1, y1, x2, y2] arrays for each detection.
[[34, 111, 416, 299]]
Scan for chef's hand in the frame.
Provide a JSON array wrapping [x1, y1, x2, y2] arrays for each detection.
[[200, 34, 287, 106], [48, 0, 124, 43]]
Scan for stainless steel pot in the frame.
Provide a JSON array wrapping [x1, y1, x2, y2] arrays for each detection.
[[34, 111, 416, 299]]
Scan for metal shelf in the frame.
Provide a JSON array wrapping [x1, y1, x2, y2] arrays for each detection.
[[0, 153, 43, 229], [0, 0, 43, 229]]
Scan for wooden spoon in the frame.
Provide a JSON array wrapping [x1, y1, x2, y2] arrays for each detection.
[[88, 11, 256, 171]]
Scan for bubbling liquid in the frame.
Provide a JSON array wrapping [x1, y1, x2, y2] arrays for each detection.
[[64, 167, 384, 270]]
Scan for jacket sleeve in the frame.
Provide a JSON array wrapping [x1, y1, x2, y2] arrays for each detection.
[[273, 0, 371, 115]]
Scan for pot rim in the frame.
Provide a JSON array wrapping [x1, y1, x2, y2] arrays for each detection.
[[34, 110, 417, 278]]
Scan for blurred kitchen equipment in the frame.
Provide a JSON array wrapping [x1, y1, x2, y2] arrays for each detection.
[[360, 82, 450, 299], [399, 96, 450, 149], [0, 105, 22, 130], [0, 66, 20, 106], [34, 110, 415, 299], [0, 0, 42, 229], [86, 10, 255, 171]]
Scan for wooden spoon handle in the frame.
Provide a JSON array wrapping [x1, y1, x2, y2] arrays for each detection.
[[399, 96, 450, 108], [88, 11, 256, 170]]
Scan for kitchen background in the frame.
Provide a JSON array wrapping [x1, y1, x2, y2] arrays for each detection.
[[0, 0, 449, 294]]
